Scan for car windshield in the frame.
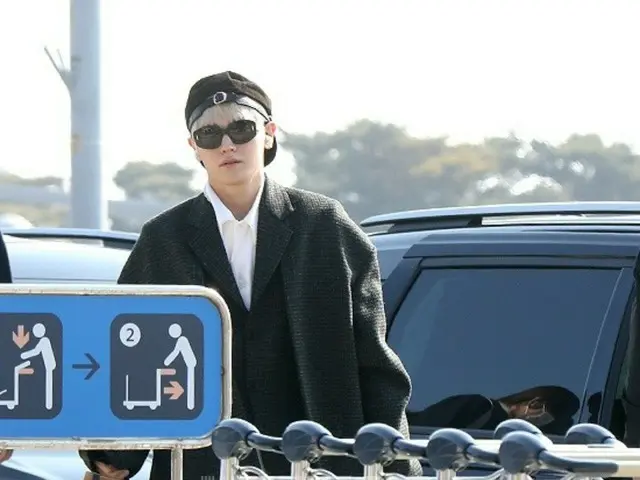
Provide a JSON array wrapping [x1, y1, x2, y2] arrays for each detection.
[[388, 266, 623, 435]]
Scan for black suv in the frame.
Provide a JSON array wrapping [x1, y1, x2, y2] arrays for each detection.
[[361, 201, 640, 451]]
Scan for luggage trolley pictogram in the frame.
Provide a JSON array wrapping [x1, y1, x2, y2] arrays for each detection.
[[0, 361, 32, 410], [123, 368, 176, 411]]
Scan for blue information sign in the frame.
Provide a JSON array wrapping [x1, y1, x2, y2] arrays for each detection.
[[0, 285, 232, 448]]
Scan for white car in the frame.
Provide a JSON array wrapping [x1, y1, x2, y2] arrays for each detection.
[[0, 227, 152, 480]]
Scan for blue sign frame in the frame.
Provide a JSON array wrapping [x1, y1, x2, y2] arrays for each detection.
[[0, 284, 232, 450]]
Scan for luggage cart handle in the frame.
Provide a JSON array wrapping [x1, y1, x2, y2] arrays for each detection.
[[499, 431, 619, 476], [319, 436, 355, 457], [426, 428, 498, 470], [247, 432, 282, 454], [352, 424, 500, 468], [353, 423, 407, 466], [565, 424, 626, 446], [212, 418, 260, 460], [281, 420, 356, 463], [212, 418, 283, 461], [493, 419, 543, 440]]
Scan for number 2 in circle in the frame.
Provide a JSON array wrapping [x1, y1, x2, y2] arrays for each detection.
[[119, 323, 141, 347]]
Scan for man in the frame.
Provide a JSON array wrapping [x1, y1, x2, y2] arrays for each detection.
[[79, 71, 420, 480], [413, 386, 579, 434]]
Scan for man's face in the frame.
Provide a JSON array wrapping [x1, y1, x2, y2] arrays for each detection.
[[503, 396, 555, 426], [189, 104, 276, 188]]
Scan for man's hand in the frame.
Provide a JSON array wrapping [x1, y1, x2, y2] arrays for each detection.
[[0, 449, 12, 463], [94, 461, 129, 479]]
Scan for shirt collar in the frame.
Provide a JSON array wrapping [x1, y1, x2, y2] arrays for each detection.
[[203, 175, 265, 233]]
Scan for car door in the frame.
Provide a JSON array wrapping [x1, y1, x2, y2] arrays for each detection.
[[386, 256, 633, 442]]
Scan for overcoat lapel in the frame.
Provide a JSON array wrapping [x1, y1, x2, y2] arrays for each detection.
[[250, 178, 326, 420], [185, 179, 295, 310], [251, 178, 294, 306], [184, 180, 328, 428], [186, 193, 245, 307], [255, 180, 322, 421]]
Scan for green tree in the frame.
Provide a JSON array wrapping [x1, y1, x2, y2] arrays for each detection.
[[287, 121, 640, 222], [0, 172, 64, 189], [523, 135, 640, 201], [286, 120, 452, 221], [0, 202, 67, 227], [286, 120, 504, 220], [114, 161, 198, 201]]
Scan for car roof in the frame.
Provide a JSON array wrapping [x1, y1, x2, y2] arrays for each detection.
[[364, 201, 640, 242], [361, 200, 640, 231], [3, 228, 135, 283], [407, 226, 640, 260], [364, 201, 640, 278]]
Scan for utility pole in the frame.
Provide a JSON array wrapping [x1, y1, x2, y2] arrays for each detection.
[[45, 0, 106, 229]]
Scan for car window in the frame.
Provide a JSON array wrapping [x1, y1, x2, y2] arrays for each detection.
[[388, 267, 623, 435]]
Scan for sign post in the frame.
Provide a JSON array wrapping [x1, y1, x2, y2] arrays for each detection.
[[0, 284, 232, 480]]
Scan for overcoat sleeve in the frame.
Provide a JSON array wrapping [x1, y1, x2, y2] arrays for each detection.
[[78, 225, 156, 478], [338, 206, 422, 475]]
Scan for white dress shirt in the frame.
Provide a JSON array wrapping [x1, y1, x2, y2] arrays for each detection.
[[203, 177, 265, 309]]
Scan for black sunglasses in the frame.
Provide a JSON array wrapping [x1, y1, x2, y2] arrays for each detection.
[[193, 119, 259, 150]]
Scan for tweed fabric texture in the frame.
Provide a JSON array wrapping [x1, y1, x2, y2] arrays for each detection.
[[79, 177, 420, 479]]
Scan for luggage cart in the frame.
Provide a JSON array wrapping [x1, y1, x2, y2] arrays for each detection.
[[0, 360, 31, 410], [123, 368, 175, 410], [211, 417, 640, 480]]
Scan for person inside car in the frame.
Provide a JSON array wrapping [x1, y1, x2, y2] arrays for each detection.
[[0, 450, 11, 464], [412, 385, 580, 435], [78, 71, 419, 480]]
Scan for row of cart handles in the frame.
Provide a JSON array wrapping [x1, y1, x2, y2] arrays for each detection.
[[211, 418, 638, 480]]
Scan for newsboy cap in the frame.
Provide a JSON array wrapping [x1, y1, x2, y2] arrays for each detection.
[[185, 71, 277, 166]]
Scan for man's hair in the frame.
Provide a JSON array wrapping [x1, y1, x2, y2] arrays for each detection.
[[190, 96, 266, 134]]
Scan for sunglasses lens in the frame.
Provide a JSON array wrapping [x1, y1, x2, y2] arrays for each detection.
[[227, 120, 257, 144], [194, 120, 258, 150], [194, 126, 223, 149]]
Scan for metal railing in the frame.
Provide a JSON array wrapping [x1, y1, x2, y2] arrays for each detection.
[[212, 417, 640, 480]]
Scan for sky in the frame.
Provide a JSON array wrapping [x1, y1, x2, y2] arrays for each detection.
[[0, 0, 638, 199]]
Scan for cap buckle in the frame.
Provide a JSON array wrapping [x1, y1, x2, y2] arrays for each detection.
[[212, 92, 228, 105]]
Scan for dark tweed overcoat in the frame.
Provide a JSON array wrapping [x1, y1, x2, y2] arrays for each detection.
[[80, 177, 420, 479]]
